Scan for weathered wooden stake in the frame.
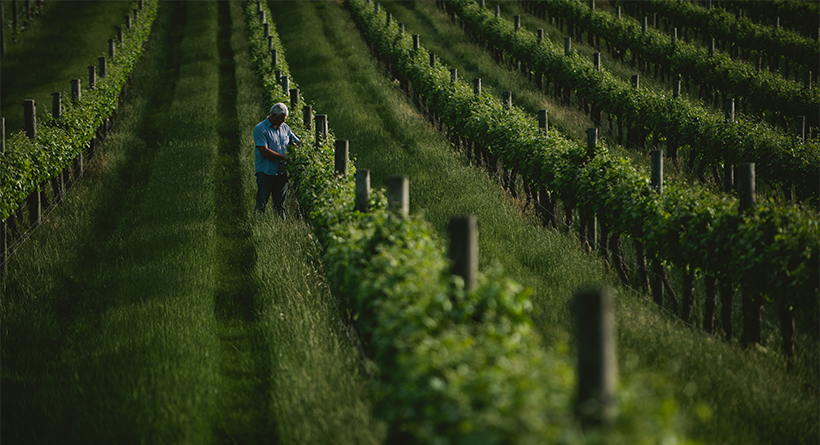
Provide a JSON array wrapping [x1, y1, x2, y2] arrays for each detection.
[[537, 28, 544, 43], [258, 10, 265, 24], [109, 38, 116, 59], [564, 37, 571, 56], [23, 99, 36, 141], [302, 105, 312, 130], [1, 118, 4, 154], [315, 114, 328, 145], [615, 6, 620, 19], [514, 15, 520, 31], [641, 16, 647, 34], [99, 57, 107, 78], [125, 14, 131, 30], [450, 68, 457, 83], [387, 175, 409, 216], [88, 65, 96, 90], [575, 285, 617, 428], [71, 79, 81, 102], [630, 74, 639, 89], [708, 38, 714, 57], [52, 92, 61, 119], [271, 49, 278, 67], [473, 78, 481, 95], [386, 12, 391, 27], [673, 79, 681, 98], [448, 215, 478, 291], [281, 75, 289, 94], [334, 140, 349, 176], [494, 5, 500, 17], [738, 163, 754, 212], [267, 36, 273, 51], [133, 8, 138, 22], [355, 169, 370, 213], [374, 2, 379, 14], [429, 52, 436, 68], [502, 91, 512, 109], [289, 88, 299, 110], [651, 149, 662, 194], [263, 22, 269, 38], [724, 98, 734, 123], [593, 52, 600, 71], [586, 128, 597, 158], [538, 109, 548, 134], [398, 23, 404, 35], [274, 69, 281, 83], [797, 116, 806, 143], [413, 34, 420, 50]]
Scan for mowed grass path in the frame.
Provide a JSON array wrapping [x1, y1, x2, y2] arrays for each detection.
[[268, 1, 818, 444], [1, 1, 380, 443]]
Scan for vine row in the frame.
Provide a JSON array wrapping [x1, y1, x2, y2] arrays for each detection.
[[245, 1, 690, 442], [353, 0, 818, 359]]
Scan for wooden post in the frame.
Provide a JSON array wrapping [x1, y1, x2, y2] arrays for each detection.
[[738, 163, 754, 212], [724, 98, 734, 123], [263, 22, 269, 38], [413, 34, 419, 51], [386, 12, 391, 27], [631, 74, 639, 89], [671, 27, 677, 48], [398, 23, 404, 35], [429, 52, 436, 68], [1, 118, 4, 153], [448, 215, 478, 291], [502, 91, 512, 109], [450, 68, 457, 83], [267, 36, 273, 51], [258, 10, 265, 24], [804, 71, 812, 90], [133, 8, 138, 22], [302, 105, 312, 130], [374, 2, 379, 14], [88, 65, 96, 90], [537, 28, 544, 44], [538, 110, 548, 134], [125, 14, 131, 30], [109, 39, 116, 60], [586, 128, 597, 158], [574, 286, 617, 428], [387, 175, 409, 216], [52, 92, 61, 119], [289, 88, 299, 110], [641, 16, 647, 34], [514, 15, 520, 31], [271, 49, 278, 67], [615, 6, 620, 19], [314, 114, 328, 145], [593, 52, 600, 71], [71, 79, 81, 102], [139, 0, 144, 10], [673, 79, 681, 98], [23, 99, 36, 141], [334, 140, 349, 176], [256, 0, 261, 12], [565, 37, 571, 56], [651, 150, 662, 194], [281, 75, 289, 94], [588, 0, 594, 11], [708, 38, 714, 57], [355, 169, 370, 213], [99, 57, 107, 78], [494, 5, 500, 17], [274, 69, 281, 83], [473, 78, 481, 96]]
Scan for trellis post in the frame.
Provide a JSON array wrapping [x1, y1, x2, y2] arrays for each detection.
[[448, 215, 478, 291], [334, 140, 349, 176], [355, 169, 371, 213], [575, 285, 617, 428], [387, 175, 409, 216], [315, 114, 328, 145], [23, 99, 36, 141]]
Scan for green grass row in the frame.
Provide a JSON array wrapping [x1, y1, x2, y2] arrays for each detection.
[[1, 1, 380, 442], [269, 0, 818, 443]]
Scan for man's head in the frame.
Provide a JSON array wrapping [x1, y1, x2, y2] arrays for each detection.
[[268, 103, 289, 127]]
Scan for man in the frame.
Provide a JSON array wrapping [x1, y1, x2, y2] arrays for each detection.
[[253, 102, 302, 218]]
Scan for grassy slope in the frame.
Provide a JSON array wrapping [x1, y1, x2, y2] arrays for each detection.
[[1, 0, 136, 133], [268, 1, 818, 444]]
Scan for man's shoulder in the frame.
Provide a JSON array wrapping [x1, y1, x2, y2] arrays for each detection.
[[255, 119, 270, 131]]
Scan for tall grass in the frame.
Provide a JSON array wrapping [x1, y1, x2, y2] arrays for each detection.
[[268, 1, 819, 443]]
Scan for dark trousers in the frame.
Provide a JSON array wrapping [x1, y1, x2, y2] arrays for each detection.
[[255, 172, 288, 219]]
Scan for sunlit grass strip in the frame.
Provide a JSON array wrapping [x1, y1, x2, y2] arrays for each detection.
[[246, 1, 689, 443], [1, 0, 159, 220]]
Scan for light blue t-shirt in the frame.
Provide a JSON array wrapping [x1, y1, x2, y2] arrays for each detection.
[[253, 118, 300, 176]]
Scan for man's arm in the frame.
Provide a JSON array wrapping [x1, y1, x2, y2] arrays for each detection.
[[256, 145, 287, 161]]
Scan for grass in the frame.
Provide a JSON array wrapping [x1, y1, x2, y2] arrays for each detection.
[[1, 1, 382, 442], [1, 0, 136, 134], [267, 1, 819, 444]]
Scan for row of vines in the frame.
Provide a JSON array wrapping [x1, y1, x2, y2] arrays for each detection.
[[245, 0, 690, 442], [460, 0, 818, 202], [351, 0, 818, 360], [0, 0, 158, 222], [617, 0, 819, 70], [534, 0, 818, 135]]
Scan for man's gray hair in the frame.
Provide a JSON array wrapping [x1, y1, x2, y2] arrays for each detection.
[[270, 102, 289, 117]]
